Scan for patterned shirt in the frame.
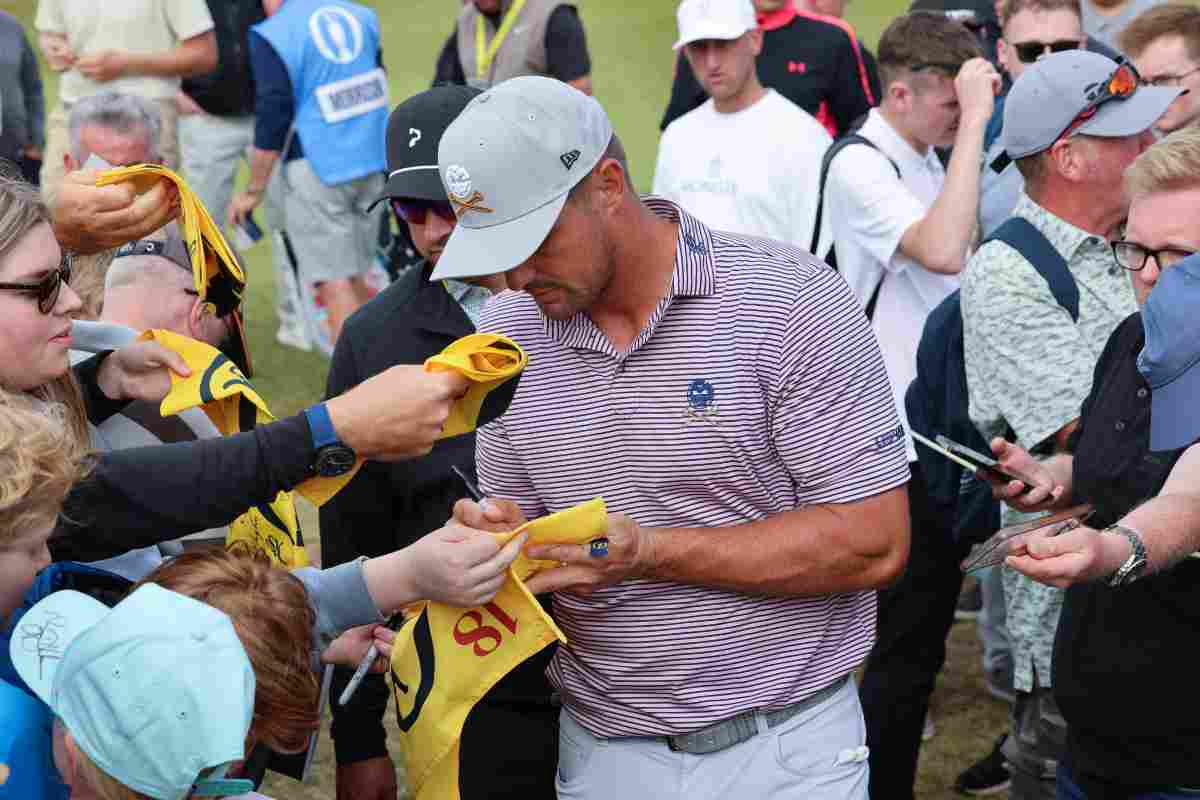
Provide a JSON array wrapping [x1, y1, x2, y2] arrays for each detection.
[[476, 199, 910, 737], [961, 192, 1136, 691], [442, 278, 493, 327]]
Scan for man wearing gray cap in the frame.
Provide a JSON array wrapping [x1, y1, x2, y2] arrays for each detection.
[[972, 126, 1200, 799], [959, 49, 1177, 799], [441, 75, 911, 799]]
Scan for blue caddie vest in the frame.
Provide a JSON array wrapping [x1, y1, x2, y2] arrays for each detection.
[[254, 0, 388, 185]]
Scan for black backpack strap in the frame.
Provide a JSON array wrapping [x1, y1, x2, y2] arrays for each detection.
[[810, 134, 900, 257], [983, 217, 1080, 322]]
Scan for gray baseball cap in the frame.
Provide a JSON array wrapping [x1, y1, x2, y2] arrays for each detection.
[[1139, 252, 1200, 451], [429, 76, 614, 282], [1000, 50, 1180, 163]]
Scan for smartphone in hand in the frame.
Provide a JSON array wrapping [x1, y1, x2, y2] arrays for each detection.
[[935, 435, 1034, 493]]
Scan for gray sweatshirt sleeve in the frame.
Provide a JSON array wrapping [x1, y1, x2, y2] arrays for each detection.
[[293, 558, 385, 653]]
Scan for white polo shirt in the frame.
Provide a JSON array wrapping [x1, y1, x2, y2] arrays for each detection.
[[652, 90, 833, 256], [823, 108, 960, 459]]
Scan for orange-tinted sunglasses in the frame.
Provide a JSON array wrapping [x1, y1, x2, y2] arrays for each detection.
[[1053, 60, 1140, 146]]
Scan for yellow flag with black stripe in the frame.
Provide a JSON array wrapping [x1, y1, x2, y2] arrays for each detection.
[[390, 498, 607, 800], [139, 328, 332, 567]]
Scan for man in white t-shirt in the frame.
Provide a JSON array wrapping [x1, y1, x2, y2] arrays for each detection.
[[652, 0, 832, 255], [34, 0, 217, 191], [822, 11, 999, 800]]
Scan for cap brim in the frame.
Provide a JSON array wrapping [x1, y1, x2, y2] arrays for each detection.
[[1149, 361, 1200, 451], [429, 192, 568, 282], [226, 308, 253, 379], [1078, 86, 1183, 138], [672, 23, 753, 50], [366, 165, 446, 212], [9, 590, 108, 708]]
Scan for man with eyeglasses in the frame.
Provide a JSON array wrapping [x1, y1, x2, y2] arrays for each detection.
[[58, 221, 246, 581], [1120, 3, 1200, 134], [959, 50, 1178, 800], [980, 0, 1119, 238], [978, 125, 1200, 800], [319, 87, 549, 800]]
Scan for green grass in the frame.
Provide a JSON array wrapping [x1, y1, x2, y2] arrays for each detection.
[[5, 0, 1013, 796]]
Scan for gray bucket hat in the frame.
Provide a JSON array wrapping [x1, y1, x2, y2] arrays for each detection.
[[998, 50, 1181, 168]]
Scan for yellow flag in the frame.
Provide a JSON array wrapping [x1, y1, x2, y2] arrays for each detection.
[[424, 333, 528, 440], [390, 498, 607, 800], [139, 328, 311, 567]]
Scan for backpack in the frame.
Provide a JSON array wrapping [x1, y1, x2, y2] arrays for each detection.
[[905, 217, 1080, 546], [811, 133, 900, 319]]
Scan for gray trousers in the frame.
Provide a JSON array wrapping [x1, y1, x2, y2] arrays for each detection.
[[979, 565, 1013, 674], [555, 676, 870, 799]]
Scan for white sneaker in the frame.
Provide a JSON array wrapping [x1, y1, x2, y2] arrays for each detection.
[[922, 712, 937, 742], [275, 322, 312, 352]]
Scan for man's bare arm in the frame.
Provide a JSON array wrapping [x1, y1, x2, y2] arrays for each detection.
[[525, 486, 911, 597]]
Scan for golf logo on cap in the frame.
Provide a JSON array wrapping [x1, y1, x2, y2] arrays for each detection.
[[18, 611, 67, 681], [444, 164, 494, 219]]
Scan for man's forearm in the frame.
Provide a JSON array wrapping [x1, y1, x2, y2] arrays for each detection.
[[246, 146, 281, 193], [642, 487, 910, 597], [125, 32, 217, 78], [1119, 444, 1200, 572], [900, 117, 987, 275]]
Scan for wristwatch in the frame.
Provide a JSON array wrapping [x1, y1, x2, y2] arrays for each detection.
[[1104, 523, 1148, 587], [303, 403, 357, 477]]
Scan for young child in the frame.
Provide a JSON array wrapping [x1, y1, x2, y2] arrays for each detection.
[[9, 583, 259, 800]]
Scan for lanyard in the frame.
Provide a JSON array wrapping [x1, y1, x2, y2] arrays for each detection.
[[474, 0, 528, 80]]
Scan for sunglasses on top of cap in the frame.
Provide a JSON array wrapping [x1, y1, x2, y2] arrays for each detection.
[[391, 198, 457, 226], [0, 252, 72, 313], [1051, 58, 1141, 146], [1010, 39, 1081, 63]]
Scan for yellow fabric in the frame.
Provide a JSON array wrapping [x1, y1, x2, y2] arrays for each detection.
[[95, 164, 245, 311], [474, 0, 529, 79], [139, 328, 313, 567], [424, 333, 527, 440], [390, 498, 607, 800]]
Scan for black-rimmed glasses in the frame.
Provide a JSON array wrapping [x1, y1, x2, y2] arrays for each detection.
[[1112, 240, 1196, 271], [0, 252, 72, 313], [1143, 65, 1200, 88]]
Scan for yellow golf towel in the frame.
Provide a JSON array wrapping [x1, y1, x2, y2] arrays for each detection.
[[303, 333, 527, 506], [390, 498, 607, 800], [96, 164, 245, 315], [140, 328, 326, 567], [424, 333, 527, 439]]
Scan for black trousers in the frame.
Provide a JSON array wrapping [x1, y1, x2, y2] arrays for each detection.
[[459, 700, 559, 798], [859, 464, 969, 800]]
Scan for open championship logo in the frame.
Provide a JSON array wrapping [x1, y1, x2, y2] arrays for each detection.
[[309, 6, 364, 64]]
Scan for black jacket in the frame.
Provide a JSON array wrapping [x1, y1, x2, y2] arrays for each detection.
[[182, 0, 265, 116], [321, 264, 556, 768]]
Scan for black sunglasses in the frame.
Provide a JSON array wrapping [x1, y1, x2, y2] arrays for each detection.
[[391, 198, 457, 226], [1112, 240, 1196, 272], [1011, 39, 1080, 63], [0, 252, 72, 313]]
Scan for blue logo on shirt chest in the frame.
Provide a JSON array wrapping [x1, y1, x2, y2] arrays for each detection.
[[684, 379, 720, 425]]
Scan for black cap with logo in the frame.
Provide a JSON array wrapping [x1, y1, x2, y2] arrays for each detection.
[[368, 85, 483, 211]]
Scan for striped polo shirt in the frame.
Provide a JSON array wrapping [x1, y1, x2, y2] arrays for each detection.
[[476, 199, 909, 737]]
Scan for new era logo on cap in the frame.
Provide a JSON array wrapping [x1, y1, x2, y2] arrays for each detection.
[[561, 149, 582, 170]]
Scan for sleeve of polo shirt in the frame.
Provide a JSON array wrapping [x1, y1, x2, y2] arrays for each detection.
[[34, 0, 65, 33], [543, 6, 590, 83], [476, 417, 547, 522], [768, 268, 911, 505], [432, 28, 466, 86], [960, 243, 1097, 450], [249, 30, 294, 154], [827, 31, 876, 134], [164, 0, 215, 41], [824, 147, 925, 276]]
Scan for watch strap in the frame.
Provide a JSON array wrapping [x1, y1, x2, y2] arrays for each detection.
[[304, 403, 340, 450], [1105, 523, 1148, 587]]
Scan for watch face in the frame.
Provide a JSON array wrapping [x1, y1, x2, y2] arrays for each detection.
[[316, 445, 357, 477]]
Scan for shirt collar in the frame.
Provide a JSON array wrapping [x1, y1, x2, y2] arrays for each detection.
[[541, 197, 718, 347], [757, 1, 798, 30], [1013, 192, 1101, 262], [859, 108, 941, 175]]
